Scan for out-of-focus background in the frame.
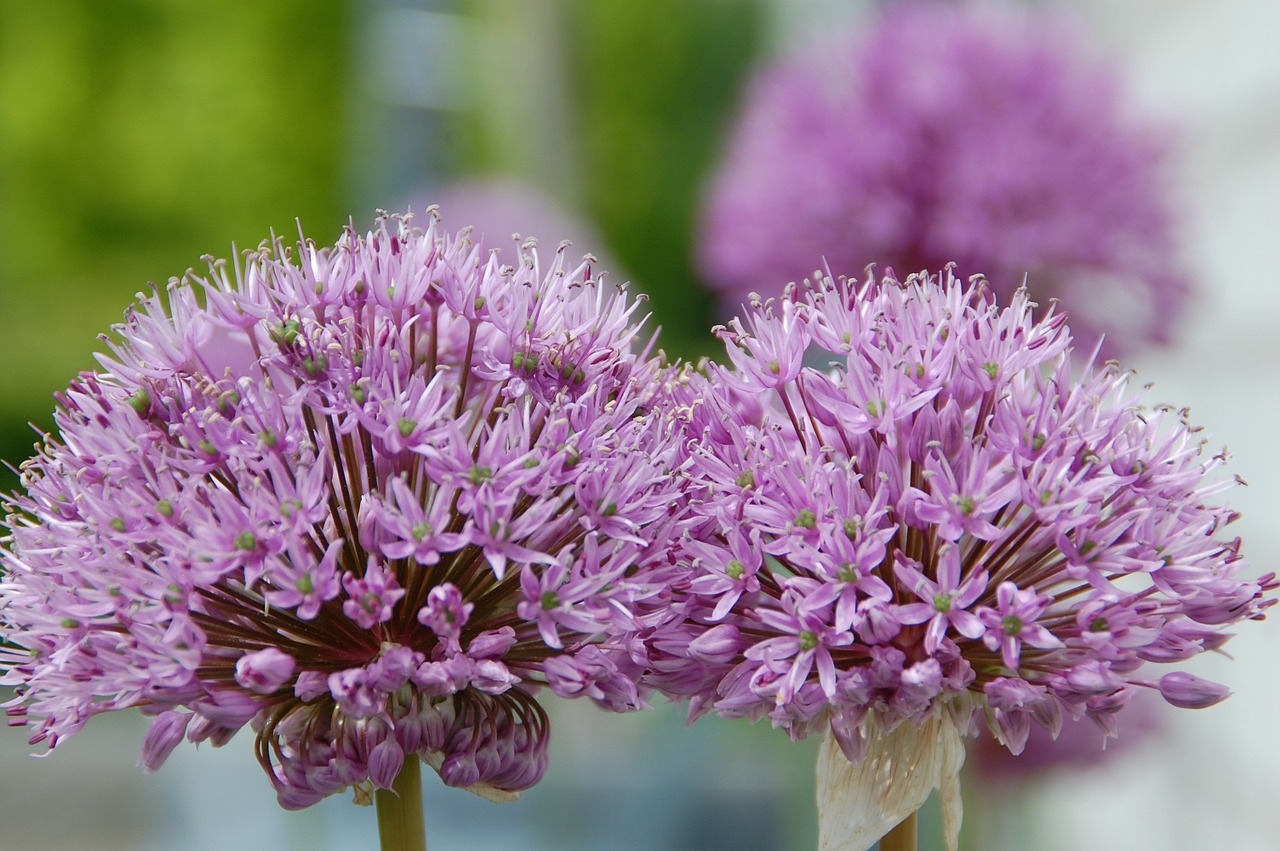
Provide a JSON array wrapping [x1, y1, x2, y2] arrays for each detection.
[[0, 1, 1277, 849]]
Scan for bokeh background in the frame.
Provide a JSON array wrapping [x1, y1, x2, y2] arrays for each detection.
[[0, 1, 1277, 849]]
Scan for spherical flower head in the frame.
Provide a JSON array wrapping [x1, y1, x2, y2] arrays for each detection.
[[0, 211, 686, 809], [644, 266, 1272, 767], [699, 3, 1190, 352]]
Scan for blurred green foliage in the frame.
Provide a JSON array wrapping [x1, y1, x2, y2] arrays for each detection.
[[0, 0, 349, 476], [0, 0, 760, 480], [455, 0, 763, 362], [564, 1, 763, 360]]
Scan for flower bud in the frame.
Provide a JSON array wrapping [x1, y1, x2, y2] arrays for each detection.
[[368, 737, 405, 790], [235, 647, 296, 694], [688, 624, 743, 665], [1157, 672, 1231, 709], [140, 710, 190, 771]]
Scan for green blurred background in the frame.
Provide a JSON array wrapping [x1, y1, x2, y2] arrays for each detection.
[[0, 1, 347, 454], [0, 0, 759, 491]]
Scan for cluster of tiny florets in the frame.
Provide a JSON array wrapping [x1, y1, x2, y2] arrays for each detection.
[[0, 212, 685, 808], [634, 267, 1271, 762], [698, 2, 1189, 352]]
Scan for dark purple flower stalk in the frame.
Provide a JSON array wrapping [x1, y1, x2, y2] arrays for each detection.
[[0, 212, 685, 810], [638, 268, 1272, 766], [699, 3, 1190, 353]]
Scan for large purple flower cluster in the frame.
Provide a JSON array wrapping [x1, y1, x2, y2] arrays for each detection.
[[0, 213, 684, 808], [699, 3, 1188, 351], [639, 268, 1272, 762]]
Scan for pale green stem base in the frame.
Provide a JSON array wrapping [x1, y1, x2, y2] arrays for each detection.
[[880, 810, 917, 851], [375, 757, 427, 851]]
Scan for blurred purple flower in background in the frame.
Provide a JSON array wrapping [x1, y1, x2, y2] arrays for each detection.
[[969, 693, 1160, 781], [422, 180, 622, 277], [0, 212, 686, 811], [699, 3, 1190, 352], [962, 689, 1162, 849]]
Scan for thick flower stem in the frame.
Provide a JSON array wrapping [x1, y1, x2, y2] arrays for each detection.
[[879, 811, 917, 851], [376, 757, 427, 851]]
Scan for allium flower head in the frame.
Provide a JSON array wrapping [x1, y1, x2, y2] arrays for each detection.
[[699, 3, 1189, 351], [0, 212, 684, 809], [645, 267, 1272, 766]]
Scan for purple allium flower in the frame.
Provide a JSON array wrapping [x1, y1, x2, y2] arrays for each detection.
[[0, 211, 685, 809], [699, 3, 1190, 352], [642, 267, 1272, 766]]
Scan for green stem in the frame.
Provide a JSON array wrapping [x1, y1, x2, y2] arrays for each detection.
[[879, 810, 917, 851], [375, 757, 427, 851]]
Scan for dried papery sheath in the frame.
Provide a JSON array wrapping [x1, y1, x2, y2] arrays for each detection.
[[0, 211, 686, 809], [816, 714, 964, 851], [636, 267, 1273, 848]]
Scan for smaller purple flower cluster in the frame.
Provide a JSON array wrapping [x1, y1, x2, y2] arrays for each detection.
[[699, 3, 1189, 352], [0, 213, 685, 808], [635, 268, 1272, 761]]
